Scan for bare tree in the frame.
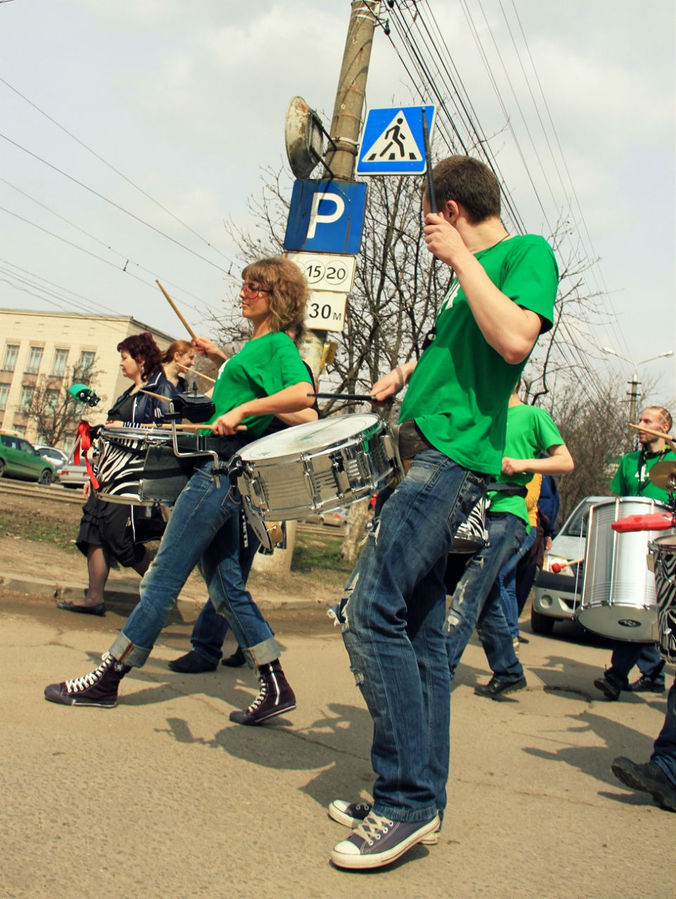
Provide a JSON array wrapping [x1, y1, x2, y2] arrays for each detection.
[[22, 363, 100, 448]]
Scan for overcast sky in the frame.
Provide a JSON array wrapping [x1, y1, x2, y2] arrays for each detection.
[[1, 0, 674, 405]]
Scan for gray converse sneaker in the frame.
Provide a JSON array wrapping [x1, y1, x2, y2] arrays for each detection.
[[44, 652, 130, 708], [330, 811, 440, 869], [329, 799, 438, 845]]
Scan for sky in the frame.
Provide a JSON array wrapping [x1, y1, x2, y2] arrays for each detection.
[[1, 0, 674, 407]]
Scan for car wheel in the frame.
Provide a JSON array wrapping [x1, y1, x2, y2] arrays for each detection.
[[0, 459, 5, 477], [530, 608, 555, 636], [38, 468, 54, 485]]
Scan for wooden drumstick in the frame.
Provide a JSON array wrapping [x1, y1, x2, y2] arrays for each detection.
[[139, 388, 172, 402], [629, 422, 676, 454], [155, 279, 197, 340], [176, 361, 216, 384]]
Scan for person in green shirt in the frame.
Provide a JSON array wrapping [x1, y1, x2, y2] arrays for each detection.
[[329, 155, 557, 871], [594, 405, 675, 701], [44, 256, 315, 725], [445, 386, 573, 697]]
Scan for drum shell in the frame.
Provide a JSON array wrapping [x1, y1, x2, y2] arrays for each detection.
[[235, 414, 400, 520], [648, 533, 676, 662], [578, 497, 672, 641]]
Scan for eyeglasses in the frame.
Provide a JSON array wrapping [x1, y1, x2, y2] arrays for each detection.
[[241, 281, 271, 296]]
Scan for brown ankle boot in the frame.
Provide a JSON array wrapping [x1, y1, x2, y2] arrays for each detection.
[[229, 659, 296, 725]]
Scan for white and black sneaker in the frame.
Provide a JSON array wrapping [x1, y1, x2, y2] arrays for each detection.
[[329, 798, 439, 845], [331, 810, 440, 870], [44, 652, 130, 708]]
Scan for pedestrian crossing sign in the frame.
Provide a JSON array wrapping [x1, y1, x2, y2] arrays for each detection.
[[357, 105, 435, 175]]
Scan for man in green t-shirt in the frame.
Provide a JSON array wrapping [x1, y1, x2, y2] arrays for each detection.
[[445, 386, 573, 697], [594, 405, 675, 701], [329, 156, 558, 871]]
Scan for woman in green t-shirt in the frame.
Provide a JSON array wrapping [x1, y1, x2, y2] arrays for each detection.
[[44, 257, 315, 725]]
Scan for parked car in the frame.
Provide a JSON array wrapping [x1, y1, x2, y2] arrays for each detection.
[[58, 457, 89, 489], [531, 495, 612, 635], [320, 506, 350, 527], [0, 432, 56, 485], [34, 445, 69, 472]]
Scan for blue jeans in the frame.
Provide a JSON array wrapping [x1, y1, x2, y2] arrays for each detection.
[[337, 449, 487, 823], [190, 519, 261, 665], [498, 525, 536, 638], [652, 677, 676, 784], [446, 512, 526, 683], [110, 460, 280, 668], [604, 642, 665, 690]]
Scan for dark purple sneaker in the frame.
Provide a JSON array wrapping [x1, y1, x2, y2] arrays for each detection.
[[331, 811, 440, 869], [44, 652, 129, 708]]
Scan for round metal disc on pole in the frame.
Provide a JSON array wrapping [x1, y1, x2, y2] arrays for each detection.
[[284, 96, 324, 180]]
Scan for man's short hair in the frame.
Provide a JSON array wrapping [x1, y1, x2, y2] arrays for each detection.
[[431, 156, 501, 223], [643, 406, 673, 432]]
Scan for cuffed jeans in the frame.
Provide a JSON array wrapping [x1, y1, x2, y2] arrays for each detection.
[[110, 460, 281, 668], [337, 449, 487, 822], [190, 520, 261, 665], [652, 677, 676, 785], [446, 512, 525, 683], [604, 642, 665, 691]]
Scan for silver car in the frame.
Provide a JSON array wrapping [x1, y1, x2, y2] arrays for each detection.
[[531, 495, 611, 635]]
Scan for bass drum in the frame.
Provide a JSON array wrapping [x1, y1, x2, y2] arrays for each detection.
[[577, 497, 672, 641]]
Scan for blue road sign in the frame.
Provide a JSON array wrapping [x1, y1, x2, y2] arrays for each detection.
[[357, 105, 435, 175], [283, 180, 367, 254]]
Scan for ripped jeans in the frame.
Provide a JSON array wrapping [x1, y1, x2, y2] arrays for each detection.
[[446, 512, 526, 682], [335, 449, 486, 823]]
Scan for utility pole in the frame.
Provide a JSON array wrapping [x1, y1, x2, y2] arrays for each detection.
[[300, 0, 381, 376]]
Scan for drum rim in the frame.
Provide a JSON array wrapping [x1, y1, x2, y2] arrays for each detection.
[[237, 412, 385, 462]]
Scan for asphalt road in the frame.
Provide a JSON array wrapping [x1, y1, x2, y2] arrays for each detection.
[[1, 583, 674, 899]]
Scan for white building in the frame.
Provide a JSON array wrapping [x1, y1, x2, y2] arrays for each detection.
[[0, 308, 177, 449]]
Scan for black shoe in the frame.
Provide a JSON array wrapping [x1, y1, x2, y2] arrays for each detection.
[[628, 674, 666, 694], [229, 659, 296, 725], [611, 757, 676, 812], [594, 675, 621, 701], [44, 652, 129, 708], [221, 646, 247, 668], [168, 650, 218, 673], [56, 600, 106, 616], [474, 675, 527, 700]]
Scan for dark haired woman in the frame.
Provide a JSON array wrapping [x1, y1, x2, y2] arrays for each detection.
[[57, 332, 177, 616], [46, 257, 315, 727]]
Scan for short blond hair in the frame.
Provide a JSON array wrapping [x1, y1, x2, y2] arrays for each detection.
[[242, 256, 309, 335]]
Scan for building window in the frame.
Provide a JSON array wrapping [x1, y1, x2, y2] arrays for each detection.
[[20, 385, 35, 411], [45, 389, 60, 411], [2, 344, 19, 371], [75, 350, 95, 381], [0, 384, 9, 411], [25, 346, 44, 374], [51, 349, 69, 376]]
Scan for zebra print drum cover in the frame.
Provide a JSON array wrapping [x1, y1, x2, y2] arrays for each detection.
[[648, 534, 676, 662], [96, 426, 172, 506]]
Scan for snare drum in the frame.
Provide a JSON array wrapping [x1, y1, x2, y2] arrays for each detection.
[[577, 497, 671, 641], [96, 426, 192, 508], [233, 414, 401, 522], [648, 534, 676, 662]]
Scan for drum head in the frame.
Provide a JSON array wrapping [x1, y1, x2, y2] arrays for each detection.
[[239, 414, 383, 462], [577, 604, 657, 642]]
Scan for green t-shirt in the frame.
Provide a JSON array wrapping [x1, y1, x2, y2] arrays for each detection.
[[609, 448, 676, 501], [205, 331, 312, 437], [399, 234, 558, 476], [489, 403, 565, 525]]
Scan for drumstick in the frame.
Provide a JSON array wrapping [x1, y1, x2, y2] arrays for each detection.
[[310, 392, 376, 401], [155, 279, 197, 339], [139, 388, 172, 402], [176, 361, 216, 384], [551, 556, 584, 573], [156, 422, 247, 432], [629, 422, 676, 453]]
